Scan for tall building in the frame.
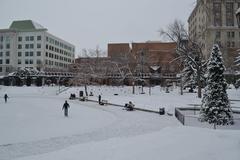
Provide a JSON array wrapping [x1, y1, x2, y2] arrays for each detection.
[[0, 20, 75, 76], [188, 0, 240, 69]]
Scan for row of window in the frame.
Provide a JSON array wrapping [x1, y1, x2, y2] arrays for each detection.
[[45, 59, 68, 68], [0, 51, 10, 57], [0, 59, 10, 64], [45, 52, 72, 63], [46, 44, 73, 57], [0, 43, 10, 49], [18, 36, 41, 42], [18, 51, 41, 57], [46, 36, 73, 52], [17, 59, 42, 65], [215, 31, 240, 39], [18, 43, 41, 49]]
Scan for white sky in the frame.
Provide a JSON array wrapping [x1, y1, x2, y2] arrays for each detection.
[[0, 0, 196, 56]]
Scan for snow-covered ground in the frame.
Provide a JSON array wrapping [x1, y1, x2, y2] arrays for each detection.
[[0, 85, 240, 160]]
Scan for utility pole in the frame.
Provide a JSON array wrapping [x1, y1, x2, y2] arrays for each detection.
[[140, 50, 144, 94]]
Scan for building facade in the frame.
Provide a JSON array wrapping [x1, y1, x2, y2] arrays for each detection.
[[0, 20, 75, 76], [108, 42, 180, 74], [188, 0, 240, 69]]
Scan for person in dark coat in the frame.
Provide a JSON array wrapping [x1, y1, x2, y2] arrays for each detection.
[[98, 95, 101, 104], [62, 100, 70, 117], [4, 94, 9, 103]]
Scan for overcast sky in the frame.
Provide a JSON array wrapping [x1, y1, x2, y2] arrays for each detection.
[[0, 0, 196, 56]]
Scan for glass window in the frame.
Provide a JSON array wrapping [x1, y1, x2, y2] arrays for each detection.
[[30, 52, 34, 56], [0, 36, 3, 42], [30, 44, 34, 49], [25, 36, 29, 41], [18, 44, 22, 49], [30, 36, 34, 41], [37, 44, 41, 48], [6, 43, 10, 49], [6, 51, 10, 56], [37, 51, 41, 56], [216, 31, 221, 39], [18, 37, 22, 41], [231, 32, 235, 38], [45, 52, 48, 57], [30, 59, 33, 64], [0, 67, 2, 72], [0, 52, 2, 57], [25, 44, 29, 49], [0, 59, 2, 64], [0, 44, 3, 49], [25, 52, 29, 56], [25, 59, 29, 64], [213, 2, 222, 26], [37, 36, 41, 41], [5, 59, 10, 64], [46, 44, 48, 49], [18, 59, 21, 64], [18, 52, 22, 57], [37, 59, 42, 64], [226, 2, 234, 26]]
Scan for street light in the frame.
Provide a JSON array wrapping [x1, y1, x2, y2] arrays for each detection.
[[236, 8, 240, 28]]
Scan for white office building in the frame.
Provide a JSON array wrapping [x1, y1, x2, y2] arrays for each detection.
[[0, 20, 75, 76]]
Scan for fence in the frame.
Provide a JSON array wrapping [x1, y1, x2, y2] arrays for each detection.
[[175, 107, 240, 129]]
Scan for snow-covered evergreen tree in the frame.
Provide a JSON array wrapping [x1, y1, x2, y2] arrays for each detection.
[[200, 45, 233, 127]]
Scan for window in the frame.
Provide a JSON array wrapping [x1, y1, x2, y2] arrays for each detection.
[[25, 52, 29, 56], [37, 51, 41, 56], [18, 44, 22, 49], [6, 51, 10, 56], [0, 36, 3, 42], [0, 67, 2, 72], [227, 41, 231, 47], [25, 36, 29, 41], [18, 59, 21, 64], [18, 37, 22, 41], [25, 44, 29, 49], [37, 44, 41, 48], [30, 36, 34, 41], [216, 31, 221, 39], [231, 32, 235, 38], [37, 36, 41, 41], [18, 52, 22, 57], [213, 2, 222, 26], [25, 59, 29, 64], [0, 52, 2, 57], [226, 2, 234, 26], [45, 52, 48, 57], [37, 59, 42, 65], [30, 44, 34, 49], [0, 44, 3, 49], [0, 59, 2, 64], [46, 36, 48, 42], [29, 59, 33, 64], [46, 44, 48, 49], [231, 41, 235, 48], [6, 43, 10, 49], [5, 59, 10, 64], [30, 52, 34, 56]]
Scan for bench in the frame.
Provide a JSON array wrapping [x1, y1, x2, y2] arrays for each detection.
[[100, 100, 108, 105]]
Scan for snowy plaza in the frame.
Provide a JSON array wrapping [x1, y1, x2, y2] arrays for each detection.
[[0, 85, 240, 160]]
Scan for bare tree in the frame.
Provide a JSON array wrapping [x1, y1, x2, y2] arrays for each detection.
[[160, 19, 207, 98]]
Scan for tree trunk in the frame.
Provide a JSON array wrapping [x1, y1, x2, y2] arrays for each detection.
[[197, 69, 202, 98]]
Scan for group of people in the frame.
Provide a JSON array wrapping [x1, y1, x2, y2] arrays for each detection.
[[3, 93, 134, 117]]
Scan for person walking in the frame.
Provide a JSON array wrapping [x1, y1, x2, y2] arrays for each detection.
[[98, 95, 101, 105], [62, 100, 70, 117], [4, 94, 9, 103]]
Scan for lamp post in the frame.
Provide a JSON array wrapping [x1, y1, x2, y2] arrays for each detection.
[[236, 8, 240, 28]]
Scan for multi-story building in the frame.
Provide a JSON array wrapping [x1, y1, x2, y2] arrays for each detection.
[[0, 20, 75, 76], [188, 0, 240, 69], [108, 41, 180, 74]]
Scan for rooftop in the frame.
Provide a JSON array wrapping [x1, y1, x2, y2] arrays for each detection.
[[9, 20, 47, 31]]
